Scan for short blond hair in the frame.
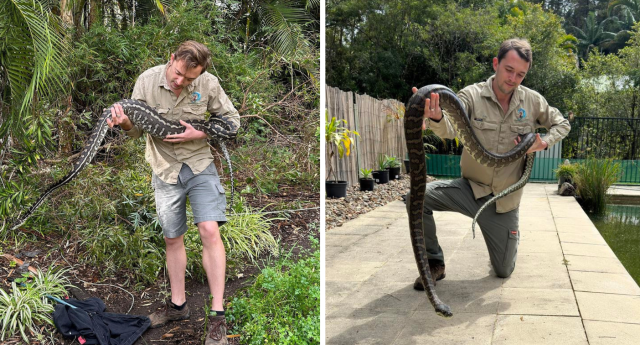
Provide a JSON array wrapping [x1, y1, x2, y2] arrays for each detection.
[[174, 41, 212, 74]]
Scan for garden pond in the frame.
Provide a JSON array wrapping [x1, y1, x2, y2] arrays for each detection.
[[589, 203, 640, 286]]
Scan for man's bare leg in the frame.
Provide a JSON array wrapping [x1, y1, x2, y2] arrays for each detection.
[[165, 234, 187, 305], [198, 221, 226, 311]]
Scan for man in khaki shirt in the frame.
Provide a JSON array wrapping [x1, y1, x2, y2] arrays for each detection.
[[107, 41, 238, 345], [409, 39, 570, 290]]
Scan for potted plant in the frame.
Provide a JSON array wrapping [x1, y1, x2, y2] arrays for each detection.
[[384, 155, 402, 180], [359, 168, 375, 191], [372, 154, 390, 184], [325, 111, 359, 198], [554, 160, 578, 191]]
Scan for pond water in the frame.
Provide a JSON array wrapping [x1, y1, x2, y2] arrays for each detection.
[[589, 204, 640, 286]]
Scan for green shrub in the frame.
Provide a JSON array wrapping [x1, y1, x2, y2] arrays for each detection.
[[574, 158, 621, 215], [0, 267, 71, 343], [227, 238, 320, 344], [223, 204, 281, 263], [554, 161, 578, 181]]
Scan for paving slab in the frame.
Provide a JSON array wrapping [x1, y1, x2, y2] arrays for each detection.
[[325, 183, 640, 343], [394, 311, 497, 345], [325, 234, 365, 247], [563, 254, 630, 274], [501, 254, 572, 289], [326, 260, 385, 282], [492, 315, 588, 345], [569, 270, 640, 295], [558, 231, 608, 245], [326, 309, 412, 345], [575, 292, 640, 324], [497, 288, 579, 316], [584, 320, 640, 345], [561, 242, 617, 258]]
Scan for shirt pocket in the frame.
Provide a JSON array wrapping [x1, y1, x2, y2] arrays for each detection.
[[510, 124, 533, 143], [156, 108, 170, 117], [510, 124, 532, 135], [182, 105, 207, 120], [471, 118, 498, 144]]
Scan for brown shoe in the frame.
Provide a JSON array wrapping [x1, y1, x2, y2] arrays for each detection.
[[205, 315, 228, 345], [147, 300, 190, 329], [413, 260, 446, 290]]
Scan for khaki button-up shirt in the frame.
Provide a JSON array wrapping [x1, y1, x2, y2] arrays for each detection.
[[125, 63, 240, 184], [428, 75, 571, 213]]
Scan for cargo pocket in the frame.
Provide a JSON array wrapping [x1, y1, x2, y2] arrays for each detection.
[[502, 229, 519, 267], [215, 180, 225, 195]]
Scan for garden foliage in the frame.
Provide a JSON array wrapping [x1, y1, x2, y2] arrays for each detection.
[[227, 238, 320, 344]]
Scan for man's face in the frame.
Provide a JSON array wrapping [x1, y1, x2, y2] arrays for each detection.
[[166, 54, 203, 92], [492, 50, 530, 97]]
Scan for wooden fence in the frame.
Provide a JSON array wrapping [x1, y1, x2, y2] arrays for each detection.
[[325, 86, 407, 186]]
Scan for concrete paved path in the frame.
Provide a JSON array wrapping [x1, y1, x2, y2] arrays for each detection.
[[325, 183, 640, 344]]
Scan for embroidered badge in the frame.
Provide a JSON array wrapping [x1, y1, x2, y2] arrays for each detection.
[[516, 108, 527, 122], [190, 91, 201, 103]]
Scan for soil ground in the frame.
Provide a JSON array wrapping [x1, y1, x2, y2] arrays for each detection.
[[0, 190, 319, 345]]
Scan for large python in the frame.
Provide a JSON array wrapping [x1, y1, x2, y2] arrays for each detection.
[[404, 85, 536, 318], [10, 99, 238, 231]]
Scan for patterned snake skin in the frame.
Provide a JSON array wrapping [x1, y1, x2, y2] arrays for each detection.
[[404, 85, 536, 318], [10, 99, 238, 231]]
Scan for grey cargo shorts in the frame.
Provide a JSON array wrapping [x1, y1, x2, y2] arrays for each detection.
[[406, 178, 520, 278], [152, 162, 227, 238]]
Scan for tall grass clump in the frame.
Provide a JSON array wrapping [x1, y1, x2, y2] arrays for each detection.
[[574, 158, 621, 215], [0, 267, 71, 343], [227, 238, 320, 344]]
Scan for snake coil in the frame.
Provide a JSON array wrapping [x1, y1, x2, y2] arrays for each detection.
[[404, 85, 536, 318], [10, 99, 238, 231]]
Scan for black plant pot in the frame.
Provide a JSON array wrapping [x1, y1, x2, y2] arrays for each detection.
[[326, 180, 348, 198], [387, 167, 401, 180], [359, 178, 375, 191], [404, 159, 410, 174], [372, 170, 389, 184]]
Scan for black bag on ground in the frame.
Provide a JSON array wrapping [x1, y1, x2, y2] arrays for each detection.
[[52, 297, 150, 345]]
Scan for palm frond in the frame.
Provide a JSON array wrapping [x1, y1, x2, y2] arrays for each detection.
[[0, 0, 70, 139], [258, 0, 311, 56]]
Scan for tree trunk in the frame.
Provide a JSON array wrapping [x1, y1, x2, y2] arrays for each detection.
[[72, 0, 86, 33], [59, 0, 73, 26], [88, 0, 101, 29], [57, 96, 75, 156]]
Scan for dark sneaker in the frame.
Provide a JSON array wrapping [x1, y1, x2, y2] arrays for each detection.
[[413, 260, 446, 290], [148, 300, 190, 329], [205, 315, 228, 345]]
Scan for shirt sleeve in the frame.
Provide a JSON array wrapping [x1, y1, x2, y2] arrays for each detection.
[[208, 76, 240, 135], [534, 94, 571, 148], [124, 76, 146, 139]]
